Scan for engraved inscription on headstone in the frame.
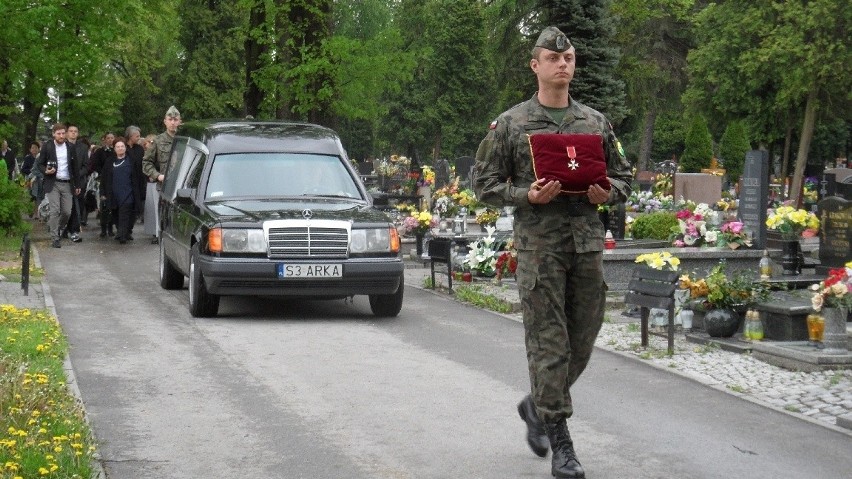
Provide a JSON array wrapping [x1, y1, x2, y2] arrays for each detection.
[[738, 150, 769, 249], [817, 196, 852, 270]]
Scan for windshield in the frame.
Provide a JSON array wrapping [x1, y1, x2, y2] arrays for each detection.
[[205, 153, 362, 200]]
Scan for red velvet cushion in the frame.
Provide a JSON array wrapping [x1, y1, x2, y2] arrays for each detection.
[[527, 133, 610, 194]]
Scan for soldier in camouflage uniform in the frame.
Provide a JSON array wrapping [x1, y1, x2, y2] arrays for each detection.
[[474, 27, 632, 479], [142, 105, 181, 244]]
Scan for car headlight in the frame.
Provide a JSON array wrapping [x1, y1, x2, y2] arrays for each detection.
[[209, 228, 267, 253], [351, 227, 399, 254]]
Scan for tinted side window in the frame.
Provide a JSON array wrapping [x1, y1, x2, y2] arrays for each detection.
[[185, 152, 206, 189], [162, 138, 208, 201], [161, 138, 189, 200]]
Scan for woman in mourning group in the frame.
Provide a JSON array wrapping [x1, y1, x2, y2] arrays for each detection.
[[98, 137, 142, 244]]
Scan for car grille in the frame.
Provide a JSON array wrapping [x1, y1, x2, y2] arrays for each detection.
[[265, 219, 350, 258]]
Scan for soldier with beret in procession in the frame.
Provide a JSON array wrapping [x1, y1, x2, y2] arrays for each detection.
[[142, 105, 181, 244]]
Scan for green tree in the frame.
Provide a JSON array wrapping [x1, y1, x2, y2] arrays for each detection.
[[611, 0, 694, 171], [718, 120, 749, 185], [383, 0, 492, 163], [650, 112, 686, 164], [544, 0, 628, 124], [684, 0, 851, 203], [679, 115, 712, 173], [174, 0, 246, 120], [0, 0, 179, 143]]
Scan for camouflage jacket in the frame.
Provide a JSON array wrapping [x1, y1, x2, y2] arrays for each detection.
[[142, 131, 174, 181], [474, 94, 632, 252]]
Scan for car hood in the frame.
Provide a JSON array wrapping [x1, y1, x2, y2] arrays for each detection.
[[206, 198, 392, 224]]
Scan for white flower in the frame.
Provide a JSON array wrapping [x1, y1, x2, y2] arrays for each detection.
[[811, 293, 824, 312], [704, 230, 718, 244]]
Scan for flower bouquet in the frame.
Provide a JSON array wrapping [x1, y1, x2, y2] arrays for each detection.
[[433, 178, 461, 217], [401, 209, 437, 236], [475, 208, 499, 227], [634, 251, 680, 271], [717, 221, 752, 249], [672, 208, 708, 246], [418, 166, 435, 187], [810, 263, 852, 312], [766, 205, 820, 240], [464, 226, 499, 275]]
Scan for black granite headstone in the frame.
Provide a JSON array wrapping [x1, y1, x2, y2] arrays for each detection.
[[609, 203, 626, 239], [454, 156, 475, 186], [434, 158, 451, 189], [738, 150, 769, 249], [817, 196, 852, 271]]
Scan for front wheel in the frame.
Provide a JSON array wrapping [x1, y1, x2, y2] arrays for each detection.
[[369, 276, 404, 317], [188, 248, 219, 317]]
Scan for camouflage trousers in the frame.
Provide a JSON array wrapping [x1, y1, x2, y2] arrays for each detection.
[[516, 249, 606, 423]]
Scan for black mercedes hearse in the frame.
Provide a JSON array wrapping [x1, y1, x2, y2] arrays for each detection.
[[157, 121, 404, 317]]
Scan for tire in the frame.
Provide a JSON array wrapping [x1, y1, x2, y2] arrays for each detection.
[[188, 248, 220, 317], [159, 240, 184, 290], [369, 275, 404, 317]]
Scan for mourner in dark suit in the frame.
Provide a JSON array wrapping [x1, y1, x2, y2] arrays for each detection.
[[1, 140, 15, 180], [35, 123, 80, 248]]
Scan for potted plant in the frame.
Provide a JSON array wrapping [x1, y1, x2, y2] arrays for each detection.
[[679, 261, 770, 337], [809, 262, 852, 353]]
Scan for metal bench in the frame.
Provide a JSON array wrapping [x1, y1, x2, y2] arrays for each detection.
[[428, 237, 454, 292], [624, 268, 679, 354]]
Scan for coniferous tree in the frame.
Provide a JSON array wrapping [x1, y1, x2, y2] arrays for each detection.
[[543, 0, 627, 124], [679, 116, 713, 173], [718, 121, 750, 185]]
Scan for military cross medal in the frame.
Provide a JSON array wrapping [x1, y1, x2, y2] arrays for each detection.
[[566, 146, 579, 170]]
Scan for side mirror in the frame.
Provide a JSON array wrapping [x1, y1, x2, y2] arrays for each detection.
[[175, 188, 195, 205]]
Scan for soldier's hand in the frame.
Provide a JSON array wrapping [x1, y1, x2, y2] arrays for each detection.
[[528, 178, 561, 204], [587, 182, 610, 204]]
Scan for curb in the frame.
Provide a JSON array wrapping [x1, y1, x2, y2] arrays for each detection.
[[33, 246, 107, 479]]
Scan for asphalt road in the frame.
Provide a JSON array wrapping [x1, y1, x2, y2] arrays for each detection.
[[40, 232, 851, 479]]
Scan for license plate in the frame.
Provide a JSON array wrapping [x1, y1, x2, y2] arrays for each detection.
[[277, 263, 342, 279]]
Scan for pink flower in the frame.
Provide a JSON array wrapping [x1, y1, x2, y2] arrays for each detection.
[[673, 239, 685, 247], [676, 210, 692, 220]]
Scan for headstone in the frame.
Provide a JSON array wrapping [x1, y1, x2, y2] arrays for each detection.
[[654, 160, 677, 175], [816, 196, 852, 273], [636, 171, 655, 192], [454, 156, 475, 186], [738, 150, 769, 249], [608, 203, 626, 239], [673, 173, 722, 208], [824, 167, 852, 183], [357, 161, 373, 175], [434, 158, 451, 189]]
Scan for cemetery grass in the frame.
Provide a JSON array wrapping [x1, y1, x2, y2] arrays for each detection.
[[0, 305, 98, 478], [0, 232, 44, 283], [1, 230, 96, 478]]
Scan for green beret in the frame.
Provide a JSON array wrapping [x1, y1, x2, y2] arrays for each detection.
[[533, 26, 572, 53], [165, 105, 181, 118]]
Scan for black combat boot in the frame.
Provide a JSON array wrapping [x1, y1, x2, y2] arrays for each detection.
[[517, 395, 549, 457], [544, 420, 585, 479]]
